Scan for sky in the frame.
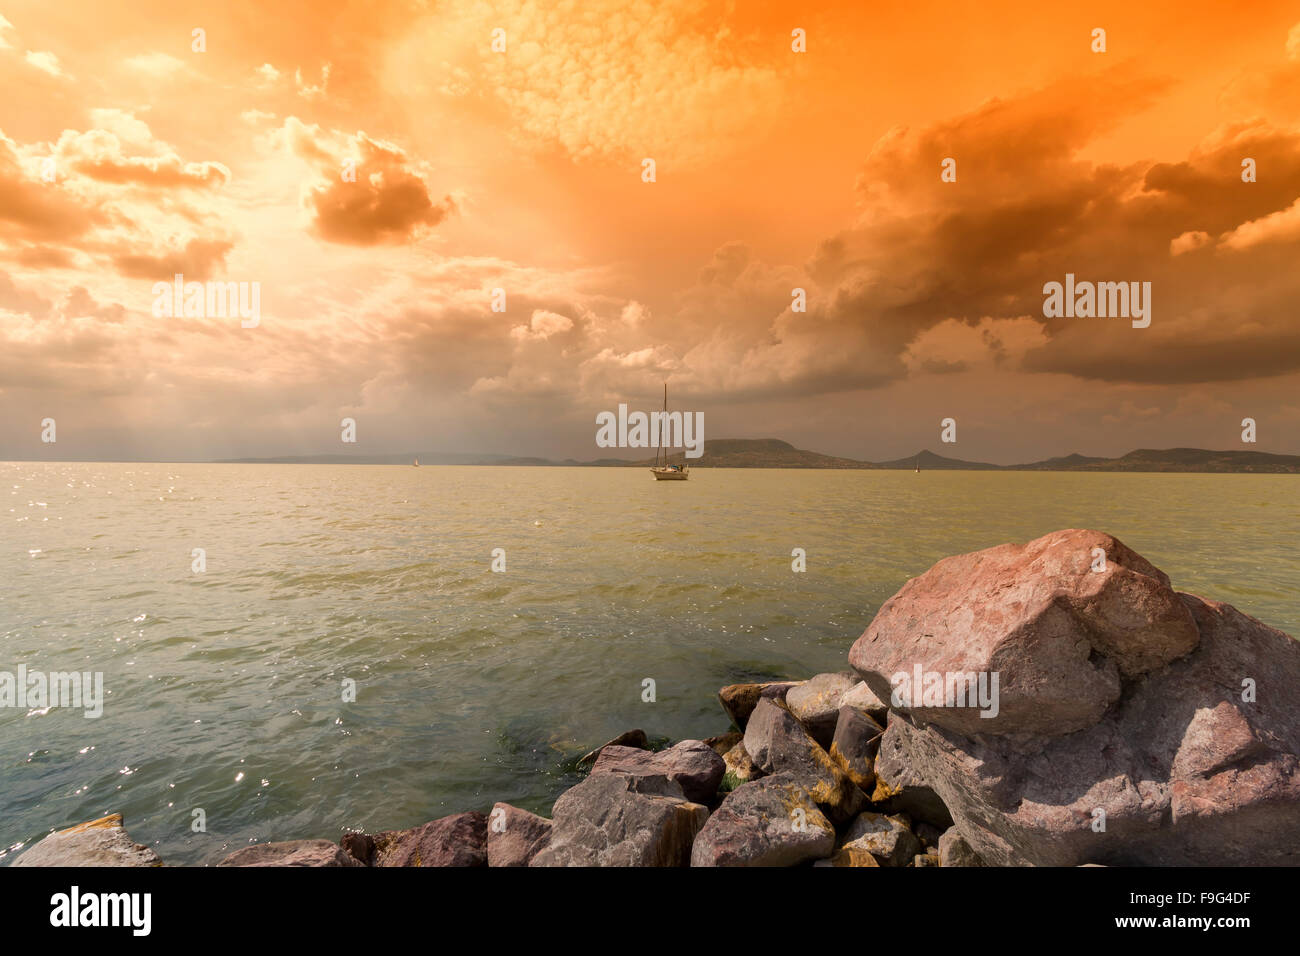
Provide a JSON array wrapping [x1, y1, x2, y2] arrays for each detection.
[[2, 0, 1299, 463]]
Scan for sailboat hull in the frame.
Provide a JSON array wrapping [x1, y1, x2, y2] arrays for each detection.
[[651, 468, 689, 480]]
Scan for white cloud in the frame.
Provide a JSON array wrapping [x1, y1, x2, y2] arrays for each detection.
[[25, 50, 63, 77]]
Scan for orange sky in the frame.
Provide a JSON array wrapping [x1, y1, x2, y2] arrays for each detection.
[[2, 0, 1300, 462]]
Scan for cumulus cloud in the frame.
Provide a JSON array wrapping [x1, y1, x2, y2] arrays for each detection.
[[283, 118, 455, 245]]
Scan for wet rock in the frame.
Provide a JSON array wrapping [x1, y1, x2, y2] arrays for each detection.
[[718, 680, 801, 731], [362, 812, 488, 867], [530, 773, 708, 867], [577, 729, 649, 768], [219, 840, 364, 867], [849, 529, 1201, 737], [486, 803, 552, 867], [590, 739, 726, 804], [14, 814, 162, 867], [744, 697, 866, 824], [691, 774, 835, 867], [785, 672, 860, 747]]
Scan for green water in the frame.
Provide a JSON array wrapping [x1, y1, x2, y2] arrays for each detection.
[[1, 464, 1296, 864]]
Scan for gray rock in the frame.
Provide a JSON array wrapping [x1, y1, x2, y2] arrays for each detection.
[[871, 719, 953, 829], [828, 704, 884, 791], [842, 680, 890, 724], [785, 672, 859, 747], [219, 840, 364, 867], [590, 739, 726, 804], [691, 774, 835, 867], [938, 828, 986, 867], [486, 803, 552, 867], [718, 680, 801, 730], [744, 697, 866, 824], [530, 772, 708, 867], [14, 814, 162, 867], [841, 811, 923, 867]]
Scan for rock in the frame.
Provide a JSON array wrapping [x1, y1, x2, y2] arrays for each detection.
[[13, 814, 162, 867], [828, 704, 884, 791], [849, 529, 1201, 737], [356, 812, 488, 867], [938, 828, 986, 867], [860, 533, 1300, 866], [704, 731, 744, 755], [785, 672, 860, 747], [744, 698, 866, 824], [718, 680, 801, 730], [722, 741, 760, 790], [486, 803, 552, 867], [590, 739, 726, 804], [219, 840, 364, 867], [691, 774, 835, 867], [840, 811, 924, 867], [577, 729, 649, 768], [812, 846, 881, 867], [842, 680, 890, 724], [871, 720, 953, 829], [913, 852, 940, 867], [530, 773, 708, 867]]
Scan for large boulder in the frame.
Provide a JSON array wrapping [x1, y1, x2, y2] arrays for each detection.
[[852, 530, 1300, 866], [690, 774, 835, 867], [743, 698, 866, 824], [785, 672, 859, 747], [14, 814, 162, 867], [849, 529, 1201, 737], [718, 681, 801, 730], [590, 739, 726, 804], [530, 773, 708, 867], [346, 812, 488, 867], [486, 803, 553, 867], [219, 840, 363, 867]]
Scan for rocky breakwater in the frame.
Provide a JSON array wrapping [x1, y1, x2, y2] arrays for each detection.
[[13, 529, 1297, 867]]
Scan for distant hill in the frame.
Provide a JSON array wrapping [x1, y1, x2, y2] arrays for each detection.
[[214, 440, 1300, 473]]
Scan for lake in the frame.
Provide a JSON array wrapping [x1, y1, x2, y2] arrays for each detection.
[[2, 463, 1296, 864]]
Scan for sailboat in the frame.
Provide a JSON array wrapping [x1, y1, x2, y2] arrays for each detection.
[[650, 383, 689, 481], [413, 457, 420, 467], [914, 457, 919, 473]]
